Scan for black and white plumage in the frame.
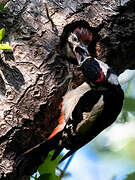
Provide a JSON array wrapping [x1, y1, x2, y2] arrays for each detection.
[[51, 57, 124, 162], [16, 57, 124, 174], [16, 21, 124, 174]]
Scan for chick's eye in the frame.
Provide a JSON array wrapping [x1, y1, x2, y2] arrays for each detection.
[[72, 35, 78, 42]]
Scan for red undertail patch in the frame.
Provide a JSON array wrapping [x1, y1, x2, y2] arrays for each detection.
[[48, 102, 65, 140]]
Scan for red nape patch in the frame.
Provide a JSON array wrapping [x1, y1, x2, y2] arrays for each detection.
[[48, 103, 65, 140], [75, 27, 92, 42], [96, 69, 105, 82]]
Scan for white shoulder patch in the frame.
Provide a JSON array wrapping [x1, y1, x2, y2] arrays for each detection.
[[62, 82, 91, 122]]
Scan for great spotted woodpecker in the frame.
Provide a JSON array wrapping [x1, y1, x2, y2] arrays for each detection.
[[16, 21, 124, 174]]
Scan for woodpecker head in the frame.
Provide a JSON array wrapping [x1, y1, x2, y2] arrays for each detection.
[[67, 27, 92, 65], [81, 58, 119, 87], [81, 58, 105, 85], [60, 20, 98, 65]]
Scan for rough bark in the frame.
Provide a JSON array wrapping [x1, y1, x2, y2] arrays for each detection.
[[0, 0, 135, 179]]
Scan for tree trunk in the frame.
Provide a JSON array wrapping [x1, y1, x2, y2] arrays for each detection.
[[0, 0, 135, 179]]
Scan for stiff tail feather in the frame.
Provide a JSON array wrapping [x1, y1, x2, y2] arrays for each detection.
[[15, 102, 66, 174], [15, 137, 56, 175]]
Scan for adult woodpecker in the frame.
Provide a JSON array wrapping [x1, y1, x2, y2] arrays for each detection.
[[16, 21, 124, 174]]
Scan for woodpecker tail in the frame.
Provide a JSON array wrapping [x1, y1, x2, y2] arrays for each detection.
[[15, 102, 66, 175], [15, 135, 60, 175]]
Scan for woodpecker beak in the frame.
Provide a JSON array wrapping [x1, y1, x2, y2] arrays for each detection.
[[73, 45, 89, 66]]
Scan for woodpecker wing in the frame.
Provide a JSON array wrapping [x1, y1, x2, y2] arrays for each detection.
[[59, 90, 104, 162], [51, 89, 104, 161], [58, 84, 124, 162]]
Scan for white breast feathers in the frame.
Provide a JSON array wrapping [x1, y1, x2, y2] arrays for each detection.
[[62, 82, 91, 122]]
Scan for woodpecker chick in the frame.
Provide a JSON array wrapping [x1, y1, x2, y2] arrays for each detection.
[[66, 27, 92, 65], [60, 20, 98, 65]]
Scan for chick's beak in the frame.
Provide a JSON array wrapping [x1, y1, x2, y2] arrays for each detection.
[[73, 45, 89, 66]]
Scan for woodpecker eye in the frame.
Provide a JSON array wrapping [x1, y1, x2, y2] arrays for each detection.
[[68, 33, 78, 44], [72, 34, 78, 42], [73, 36, 78, 42]]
